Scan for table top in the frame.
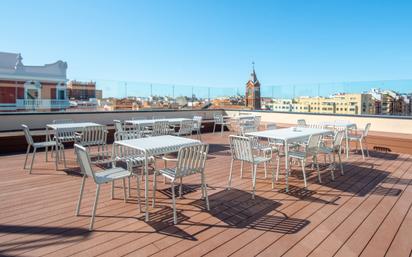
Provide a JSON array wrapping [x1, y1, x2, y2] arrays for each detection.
[[46, 122, 102, 130], [124, 118, 191, 125], [246, 127, 333, 141], [114, 135, 201, 155], [318, 121, 357, 128]]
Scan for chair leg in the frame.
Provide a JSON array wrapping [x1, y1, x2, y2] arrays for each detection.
[[89, 184, 101, 231], [152, 172, 157, 207], [29, 147, 37, 174], [76, 176, 86, 216], [136, 175, 142, 212], [338, 151, 344, 175], [122, 178, 127, 203], [171, 181, 177, 224], [111, 181, 115, 199], [45, 145, 48, 162], [301, 160, 307, 188], [179, 177, 183, 198], [61, 145, 67, 168], [275, 156, 280, 182], [240, 160, 244, 178], [24, 145, 30, 169], [263, 161, 267, 179], [315, 156, 321, 183], [364, 138, 370, 157], [359, 140, 365, 160], [127, 177, 131, 198], [221, 124, 224, 136], [213, 124, 216, 134], [53, 145, 58, 170], [201, 172, 210, 211], [252, 164, 257, 199], [330, 153, 335, 181], [227, 158, 234, 189]]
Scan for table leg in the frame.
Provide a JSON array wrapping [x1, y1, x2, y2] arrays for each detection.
[[145, 154, 149, 222], [345, 128, 349, 159], [285, 140, 289, 192]]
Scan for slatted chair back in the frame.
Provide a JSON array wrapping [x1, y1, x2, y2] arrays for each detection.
[[193, 116, 202, 129], [305, 134, 322, 155], [177, 120, 194, 136], [239, 124, 257, 136], [21, 124, 34, 145], [79, 125, 107, 147], [266, 123, 277, 130], [152, 120, 171, 136], [75, 144, 96, 181], [114, 130, 142, 141], [52, 119, 73, 124], [55, 127, 77, 143], [333, 130, 345, 150], [213, 113, 224, 124], [363, 123, 371, 137], [229, 135, 254, 163], [174, 144, 209, 178], [254, 116, 261, 130], [297, 119, 307, 127], [113, 120, 124, 133]]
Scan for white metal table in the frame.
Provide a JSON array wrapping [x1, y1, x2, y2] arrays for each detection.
[[318, 121, 357, 159], [124, 118, 191, 127], [46, 122, 102, 141], [114, 135, 201, 221], [246, 127, 333, 192]]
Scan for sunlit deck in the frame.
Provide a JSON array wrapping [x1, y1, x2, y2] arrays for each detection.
[[0, 132, 411, 257]]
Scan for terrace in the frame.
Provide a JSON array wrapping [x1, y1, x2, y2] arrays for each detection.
[[0, 109, 411, 257]]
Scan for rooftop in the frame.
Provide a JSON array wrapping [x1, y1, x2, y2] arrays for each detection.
[[0, 131, 411, 256]]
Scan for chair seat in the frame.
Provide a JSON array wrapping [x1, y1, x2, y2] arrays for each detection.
[[94, 167, 131, 184], [318, 146, 334, 154], [158, 167, 178, 180], [253, 156, 272, 164], [288, 151, 307, 160], [33, 141, 57, 148], [348, 135, 362, 141], [115, 155, 155, 167]]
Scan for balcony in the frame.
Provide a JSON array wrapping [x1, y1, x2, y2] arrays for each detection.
[[16, 99, 70, 110], [0, 110, 411, 256]]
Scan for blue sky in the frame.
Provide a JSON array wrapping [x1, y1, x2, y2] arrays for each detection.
[[1, 0, 411, 97]]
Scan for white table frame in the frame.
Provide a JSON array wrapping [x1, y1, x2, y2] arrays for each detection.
[[318, 121, 357, 159], [246, 127, 333, 192], [114, 135, 201, 221], [124, 118, 191, 128], [46, 122, 102, 141]]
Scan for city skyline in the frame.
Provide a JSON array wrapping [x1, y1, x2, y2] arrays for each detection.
[[1, 0, 412, 89]]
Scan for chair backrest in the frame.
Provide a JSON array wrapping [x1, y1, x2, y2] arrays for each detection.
[[75, 144, 96, 181], [297, 119, 307, 127], [193, 116, 202, 129], [363, 123, 371, 137], [113, 120, 124, 133], [254, 116, 261, 130], [52, 119, 73, 124], [239, 124, 257, 136], [333, 130, 345, 150], [178, 120, 194, 136], [213, 113, 224, 123], [21, 124, 34, 145], [55, 127, 77, 142], [266, 123, 277, 130], [305, 134, 322, 154], [175, 144, 209, 177], [114, 130, 142, 141], [229, 135, 254, 162], [132, 117, 146, 120], [79, 125, 107, 147], [152, 120, 170, 136]]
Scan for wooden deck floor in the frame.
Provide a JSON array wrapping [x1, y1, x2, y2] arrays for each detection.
[[0, 132, 411, 257]]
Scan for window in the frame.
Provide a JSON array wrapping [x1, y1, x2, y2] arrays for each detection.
[[58, 90, 65, 100]]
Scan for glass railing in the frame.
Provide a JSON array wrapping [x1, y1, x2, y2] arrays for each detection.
[[0, 78, 411, 116]]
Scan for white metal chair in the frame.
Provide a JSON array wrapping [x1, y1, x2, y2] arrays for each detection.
[[78, 125, 110, 164], [254, 116, 261, 130], [266, 123, 277, 130], [348, 123, 371, 159], [74, 144, 132, 231], [227, 136, 275, 198], [297, 119, 307, 127], [151, 120, 173, 136], [175, 120, 194, 137], [113, 120, 124, 133], [22, 125, 59, 174], [286, 134, 323, 188], [319, 130, 345, 179], [213, 113, 230, 135], [152, 144, 210, 224], [52, 119, 73, 124], [192, 116, 203, 139]]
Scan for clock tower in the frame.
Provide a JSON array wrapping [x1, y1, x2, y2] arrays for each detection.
[[245, 62, 261, 110]]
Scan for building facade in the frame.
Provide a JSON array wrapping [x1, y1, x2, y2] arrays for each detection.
[[0, 52, 68, 112], [245, 65, 261, 110], [67, 80, 97, 100]]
